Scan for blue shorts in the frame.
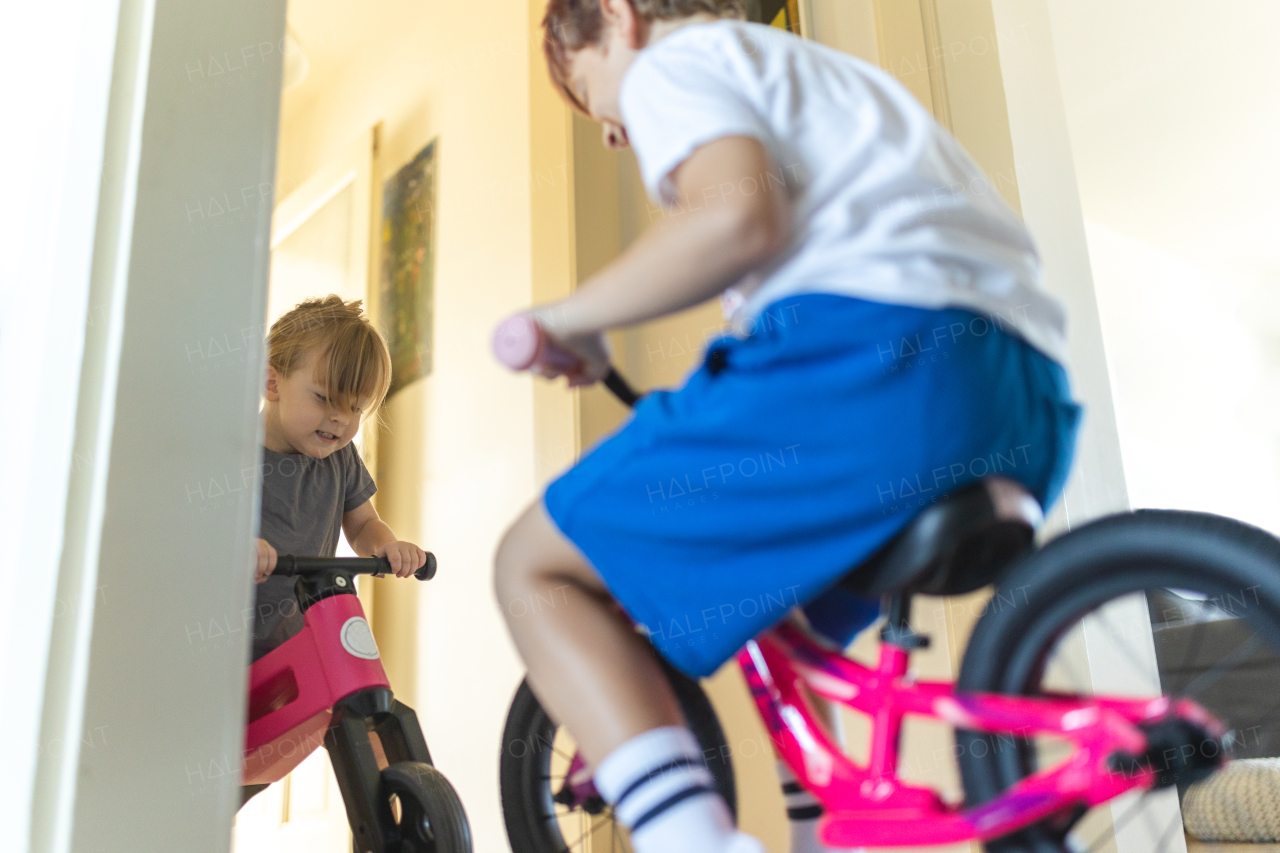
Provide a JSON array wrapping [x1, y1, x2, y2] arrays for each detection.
[[544, 295, 1081, 677]]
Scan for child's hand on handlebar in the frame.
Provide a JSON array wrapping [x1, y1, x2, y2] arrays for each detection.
[[492, 308, 611, 386], [255, 538, 277, 583], [528, 308, 611, 386], [376, 541, 428, 579], [540, 331, 611, 386]]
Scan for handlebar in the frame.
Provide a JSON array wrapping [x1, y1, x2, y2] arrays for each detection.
[[493, 313, 642, 409], [274, 553, 437, 581], [493, 313, 578, 373], [603, 371, 642, 408]]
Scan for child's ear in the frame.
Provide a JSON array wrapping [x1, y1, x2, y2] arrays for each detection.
[[602, 121, 631, 150], [601, 0, 642, 48], [265, 366, 281, 402]]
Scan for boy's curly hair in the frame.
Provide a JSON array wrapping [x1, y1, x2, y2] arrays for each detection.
[[268, 295, 392, 415], [543, 0, 746, 113]]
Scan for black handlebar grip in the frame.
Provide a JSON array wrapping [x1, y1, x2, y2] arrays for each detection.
[[604, 369, 642, 409], [272, 553, 434, 579], [415, 552, 437, 581], [275, 555, 394, 576]]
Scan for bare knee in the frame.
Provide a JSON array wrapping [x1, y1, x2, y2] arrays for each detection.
[[493, 517, 537, 620], [493, 501, 600, 627]]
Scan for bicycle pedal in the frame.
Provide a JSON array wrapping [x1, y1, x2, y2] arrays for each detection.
[[1108, 718, 1223, 789]]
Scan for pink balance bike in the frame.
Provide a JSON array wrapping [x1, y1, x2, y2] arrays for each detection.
[[493, 314, 1280, 853], [242, 554, 472, 853]]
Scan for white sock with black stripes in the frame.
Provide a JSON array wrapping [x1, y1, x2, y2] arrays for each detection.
[[777, 760, 861, 853], [595, 726, 764, 853]]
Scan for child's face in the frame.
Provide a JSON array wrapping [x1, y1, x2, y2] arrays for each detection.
[[563, 2, 715, 151], [566, 41, 633, 142], [265, 347, 368, 458], [564, 3, 641, 150]]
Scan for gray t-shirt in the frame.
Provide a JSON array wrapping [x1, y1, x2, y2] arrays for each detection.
[[253, 442, 377, 660]]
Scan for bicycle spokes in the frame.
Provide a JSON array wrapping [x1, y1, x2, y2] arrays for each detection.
[[543, 727, 632, 853]]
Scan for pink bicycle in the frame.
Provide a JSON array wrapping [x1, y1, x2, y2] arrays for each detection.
[[494, 314, 1280, 853], [242, 554, 472, 853]]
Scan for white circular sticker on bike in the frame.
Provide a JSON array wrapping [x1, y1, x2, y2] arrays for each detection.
[[340, 617, 380, 660]]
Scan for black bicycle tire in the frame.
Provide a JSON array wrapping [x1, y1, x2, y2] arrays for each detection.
[[499, 661, 736, 853], [956, 509, 1280, 853], [371, 761, 472, 853]]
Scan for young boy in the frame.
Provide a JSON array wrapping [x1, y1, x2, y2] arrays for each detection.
[[252, 296, 427, 661], [495, 2, 1081, 853]]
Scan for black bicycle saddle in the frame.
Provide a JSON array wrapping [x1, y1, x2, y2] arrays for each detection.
[[838, 478, 1043, 597]]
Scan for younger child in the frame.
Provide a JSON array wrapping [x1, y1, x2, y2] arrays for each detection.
[[495, 2, 1081, 853], [252, 295, 427, 661]]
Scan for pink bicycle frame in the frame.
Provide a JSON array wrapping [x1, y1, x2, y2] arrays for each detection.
[[242, 594, 389, 785], [742, 621, 1223, 848]]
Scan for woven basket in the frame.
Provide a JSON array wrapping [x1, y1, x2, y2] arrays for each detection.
[[1184, 759, 1280, 843]]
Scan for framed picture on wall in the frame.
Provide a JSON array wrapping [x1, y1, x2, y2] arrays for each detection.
[[379, 139, 438, 398], [746, 0, 809, 37]]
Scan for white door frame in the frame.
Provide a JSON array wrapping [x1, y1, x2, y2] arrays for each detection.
[[7, 1, 288, 852]]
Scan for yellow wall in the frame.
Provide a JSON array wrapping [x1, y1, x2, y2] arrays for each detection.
[[275, 3, 539, 848], [932, 0, 1022, 212], [810, 0, 879, 62]]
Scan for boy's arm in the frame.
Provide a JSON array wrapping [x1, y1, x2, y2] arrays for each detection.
[[342, 499, 426, 578], [538, 135, 791, 339]]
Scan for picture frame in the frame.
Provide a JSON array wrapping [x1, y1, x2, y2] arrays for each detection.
[[378, 139, 438, 399], [747, 0, 810, 37]]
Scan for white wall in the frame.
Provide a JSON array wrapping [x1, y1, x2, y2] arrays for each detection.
[[0, 3, 124, 850], [988, 5, 1216, 853], [1086, 226, 1280, 529], [989, 0, 1130, 525], [55, 1, 288, 852], [4, 2, 286, 851], [1046, 0, 1280, 533]]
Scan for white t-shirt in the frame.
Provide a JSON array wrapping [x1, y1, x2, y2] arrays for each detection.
[[619, 20, 1068, 364]]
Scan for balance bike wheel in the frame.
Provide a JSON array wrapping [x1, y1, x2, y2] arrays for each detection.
[[355, 761, 471, 853]]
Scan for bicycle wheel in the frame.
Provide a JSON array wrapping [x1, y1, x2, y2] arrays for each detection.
[[499, 659, 736, 853], [957, 510, 1280, 853], [354, 762, 471, 853]]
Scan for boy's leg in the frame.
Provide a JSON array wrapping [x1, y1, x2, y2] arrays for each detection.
[[495, 500, 762, 853], [775, 703, 859, 853], [775, 606, 875, 853], [493, 500, 682, 762]]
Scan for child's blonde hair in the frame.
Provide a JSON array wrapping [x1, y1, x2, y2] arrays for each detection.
[[542, 0, 746, 113], [268, 296, 392, 415]]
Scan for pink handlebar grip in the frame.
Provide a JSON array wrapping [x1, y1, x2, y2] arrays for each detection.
[[492, 314, 581, 373], [492, 314, 541, 370]]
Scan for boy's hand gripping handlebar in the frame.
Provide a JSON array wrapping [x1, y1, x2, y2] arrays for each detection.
[[492, 313, 641, 408], [492, 313, 579, 374]]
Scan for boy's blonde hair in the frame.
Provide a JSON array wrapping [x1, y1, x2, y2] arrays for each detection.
[[268, 295, 392, 415], [542, 0, 746, 113]]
